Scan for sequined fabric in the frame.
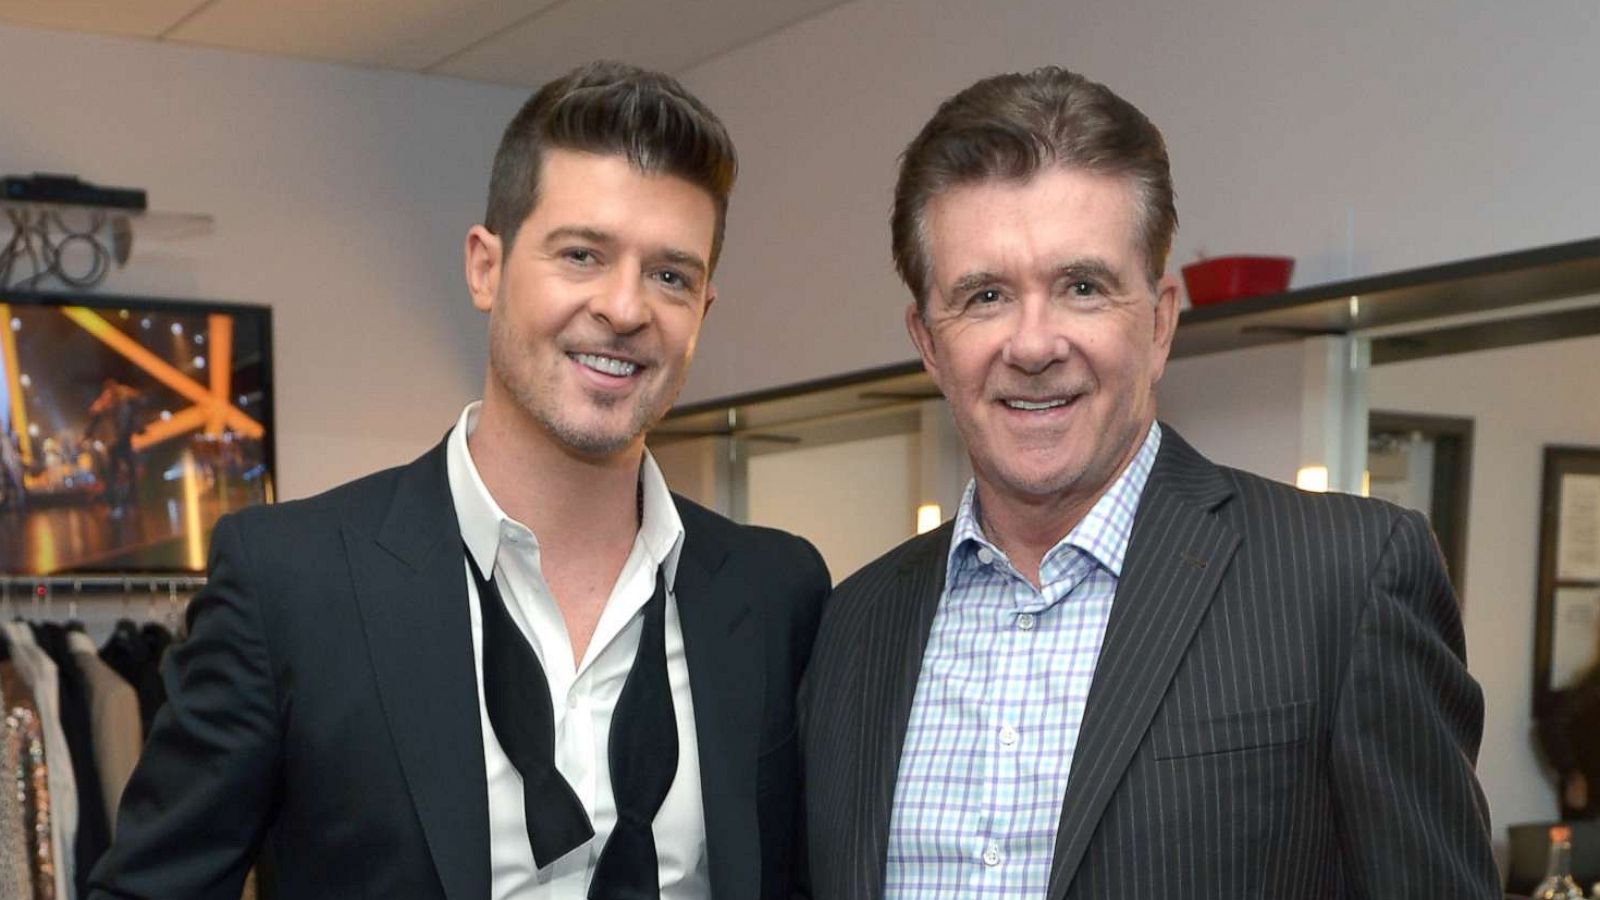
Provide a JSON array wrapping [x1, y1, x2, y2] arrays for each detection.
[[3, 661, 52, 900], [3, 663, 39, 900]]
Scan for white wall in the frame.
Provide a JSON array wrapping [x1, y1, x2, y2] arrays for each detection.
[[0, 23, 526, 499], [678, 0, 1600, 404], [1158, 341, 1308, 484], [747, 432, 918, 580], [1371, 332, 1600, 836]]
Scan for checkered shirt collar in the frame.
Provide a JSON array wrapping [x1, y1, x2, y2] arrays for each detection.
[[946, 421, 1163, 586]]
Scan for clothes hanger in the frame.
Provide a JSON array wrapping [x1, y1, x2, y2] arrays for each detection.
[[166, 579, 180, 634]]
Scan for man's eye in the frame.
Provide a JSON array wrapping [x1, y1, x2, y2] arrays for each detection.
[[970, 289, 1002, 305], [656, 270, 687, 288], [563, 248, 596, 265], [1069, 280, 1098, 296]]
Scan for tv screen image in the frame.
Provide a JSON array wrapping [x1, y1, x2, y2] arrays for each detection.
[[0, 292, 274, 575]]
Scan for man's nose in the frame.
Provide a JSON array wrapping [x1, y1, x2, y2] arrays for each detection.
[[1000, 296, 1071, 373], [590, 269, 650, 333]]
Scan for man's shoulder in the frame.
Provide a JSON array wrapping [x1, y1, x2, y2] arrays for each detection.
[[672, 495, 832, 632], [1144, 429, 1429, 579], [220, 449, 436, 547], [1155, 425, 1407, 533], [832, 523, 950, 603], [673, 492, 819, 563], [1211, 462, 1415, 537]]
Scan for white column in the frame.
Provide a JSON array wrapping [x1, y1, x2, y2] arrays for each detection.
[[1299, 334, 1369, 495]]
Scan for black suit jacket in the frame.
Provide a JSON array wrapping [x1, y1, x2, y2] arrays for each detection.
[[89, 438, 830, 900], [800, 426, 1499, 899]]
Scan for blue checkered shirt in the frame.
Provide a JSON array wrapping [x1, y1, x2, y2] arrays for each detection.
[[884, 422, 1162, 899]]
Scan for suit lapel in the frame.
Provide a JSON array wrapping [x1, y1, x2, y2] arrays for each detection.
[[673, 505, 763, 900], [857, 524, 952, 898], [348, 441, 490, 900], [1046, 430, 1240, 899]]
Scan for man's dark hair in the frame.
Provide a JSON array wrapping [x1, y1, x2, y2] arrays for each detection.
[[484, 60, 738, 272], [891, 66, 1176, 310]]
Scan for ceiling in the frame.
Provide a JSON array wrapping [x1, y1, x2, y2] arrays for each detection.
[[0, 0, 852, 87]]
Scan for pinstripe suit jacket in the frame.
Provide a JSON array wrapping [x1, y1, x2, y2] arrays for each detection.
[[799, 426, 1499, 899]]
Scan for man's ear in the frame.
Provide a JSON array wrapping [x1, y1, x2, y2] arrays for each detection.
[[701, 282, 717, 320], [1148, 273, 1181, 384], [465, 225, 503, 313], [906, 301, 940, 380]]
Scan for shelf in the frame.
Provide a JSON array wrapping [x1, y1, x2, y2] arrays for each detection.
[[1, 198, 215, 289], [655, 236, 1600, 445], [1173, 236, 1600, 358], [0, 199, 214, 241]]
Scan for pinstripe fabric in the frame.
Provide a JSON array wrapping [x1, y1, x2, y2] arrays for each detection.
[[883, 425, 1159, 898], [800, 425, 1499, 900]]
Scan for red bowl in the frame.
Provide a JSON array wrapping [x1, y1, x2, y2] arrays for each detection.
[[1181, 256, 1294, 307]]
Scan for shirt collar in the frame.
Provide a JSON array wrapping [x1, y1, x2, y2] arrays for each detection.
[[445, 401, 686, 588], [946, 421, 1163, 586]]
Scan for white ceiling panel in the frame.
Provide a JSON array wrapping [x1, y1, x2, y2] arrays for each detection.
[[0, 0, 204, 38], [429, 0, 851, 86], [165, 0, 561, 71]]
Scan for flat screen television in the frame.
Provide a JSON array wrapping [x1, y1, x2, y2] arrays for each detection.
[[0, 290, 274, 575]]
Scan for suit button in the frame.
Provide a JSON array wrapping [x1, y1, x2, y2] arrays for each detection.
[[981, 844, 1001, 867]]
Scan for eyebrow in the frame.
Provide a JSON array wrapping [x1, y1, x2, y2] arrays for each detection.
[[543, 225, 615, 248], [543, 225, 707, 278], [944, 257, 1129, 301], [1053, 258, 1126, 293], [948, 270, 1005, 299], [656, 247, 708, 279]]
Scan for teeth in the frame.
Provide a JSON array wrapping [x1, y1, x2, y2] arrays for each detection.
[[573, 353, 638, 377], [1005, 398, 1068, 411]]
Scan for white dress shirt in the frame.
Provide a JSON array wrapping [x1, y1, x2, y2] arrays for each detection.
[[446, 402, 708, 900]]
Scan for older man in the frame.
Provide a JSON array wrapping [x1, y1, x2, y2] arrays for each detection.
[[800, 67, 1498, 899]]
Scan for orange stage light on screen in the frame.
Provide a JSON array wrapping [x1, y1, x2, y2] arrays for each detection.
[[0, 302, 32, 464], [182, 449, 205, 571], [206, 314, 234, 436], [60, 305, 262, 446]]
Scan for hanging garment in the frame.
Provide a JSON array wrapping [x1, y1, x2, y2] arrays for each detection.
[[67, 631, 141, 832], [3, 659, 51, 900], [4, 622, 78, 900], [34, 623, 110, 896], [99, 621, 169, 737]]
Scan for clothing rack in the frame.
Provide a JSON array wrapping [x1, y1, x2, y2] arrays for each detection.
[[0, 574, 207, 594], [1, 574, 206, 621]]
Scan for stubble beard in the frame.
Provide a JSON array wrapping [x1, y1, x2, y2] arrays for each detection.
[[488, 319, 684, 460]]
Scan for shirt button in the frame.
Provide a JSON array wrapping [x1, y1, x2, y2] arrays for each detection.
[[1016, 613, 1036, 631], [998, 725, 1018, 747], [566, 691, 580, 710], [981, 844, 1001, 867], [976, 547, 995, 566]]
